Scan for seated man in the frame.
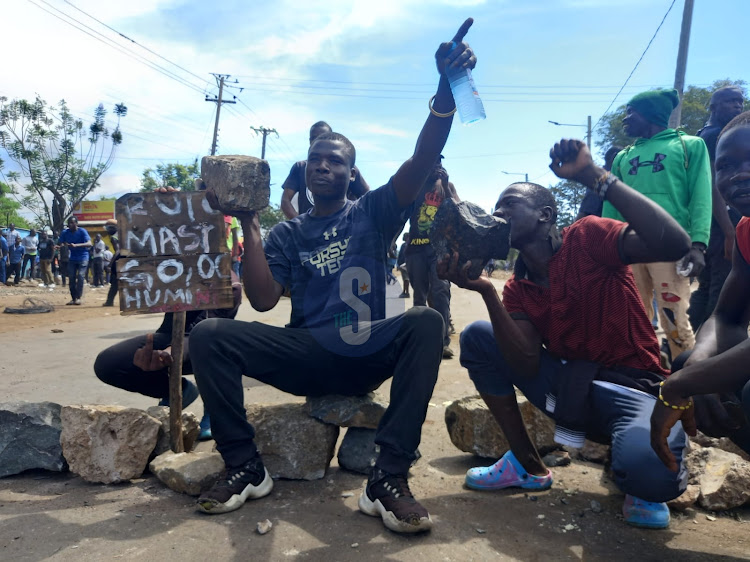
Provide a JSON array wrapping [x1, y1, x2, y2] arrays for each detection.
[[445, 139, 692, 529], [94, 274, 243, 440], [652, 111, 750, 470], [189, 20, 477, 534]]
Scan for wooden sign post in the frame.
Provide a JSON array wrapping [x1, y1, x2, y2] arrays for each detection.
[[115, 191, 232, 452]]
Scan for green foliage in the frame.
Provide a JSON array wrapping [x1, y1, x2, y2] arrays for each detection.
[[548, 179, 587, 229], [258, 203, 286, 239], [595, 79, 748, 153], [0, 181, 30, 228], [140, 160, 200, 192], [0, 96, 127, 234]]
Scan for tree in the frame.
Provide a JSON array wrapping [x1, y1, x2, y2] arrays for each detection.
[[0, 181, 30, 228], [140, 160, 200, 192], [0, 96, 127, 235], [258, 203, 286, 240], [548, 179, 587, 229], [595, 79, 748, 153]]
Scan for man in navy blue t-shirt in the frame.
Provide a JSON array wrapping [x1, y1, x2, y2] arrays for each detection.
[[58, 216, 91, 305], [189, 20, 478, 534]]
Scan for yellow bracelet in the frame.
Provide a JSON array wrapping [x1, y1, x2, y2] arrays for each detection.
[[429, 95, 457, 118], [658, 381, 693, 410]]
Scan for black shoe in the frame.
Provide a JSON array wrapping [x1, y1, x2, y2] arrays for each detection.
[[358, 467, 432, 533], [197, 454, 273, 514], [442, 346, 454, 359], [102, 301, 114, 307]]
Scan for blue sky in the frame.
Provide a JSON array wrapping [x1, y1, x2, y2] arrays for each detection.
[[3, 0, 749, 218]]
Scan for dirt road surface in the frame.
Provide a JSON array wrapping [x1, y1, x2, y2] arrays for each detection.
[[0, 277, 748, 561]]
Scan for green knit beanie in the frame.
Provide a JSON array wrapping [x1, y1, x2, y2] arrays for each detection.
[[627, 89, 680, 128]]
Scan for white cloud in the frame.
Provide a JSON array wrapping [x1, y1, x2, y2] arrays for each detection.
[[360, 124, 410, 138]]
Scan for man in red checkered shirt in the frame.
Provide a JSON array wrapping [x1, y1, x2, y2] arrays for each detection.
[[441, 139, 692, 529]]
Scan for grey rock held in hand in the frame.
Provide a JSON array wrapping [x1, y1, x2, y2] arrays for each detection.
[[431, 199, 510, 280], [201, 155, 270, 213]]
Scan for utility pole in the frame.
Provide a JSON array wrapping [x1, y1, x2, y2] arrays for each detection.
[[250, 126, 278, 160], [205, 74, 236, 156], [587, 115, 592, 150], [669, 0, 694, 129]]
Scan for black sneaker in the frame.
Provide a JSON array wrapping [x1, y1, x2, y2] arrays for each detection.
[[358, 467, 432, 533], [197, 455, 273, 514]]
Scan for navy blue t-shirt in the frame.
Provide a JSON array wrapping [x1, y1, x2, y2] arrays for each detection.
[[265, 181, 412, 350]]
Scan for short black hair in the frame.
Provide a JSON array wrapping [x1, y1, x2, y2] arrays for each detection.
[[710, 86, 744, 107], [311, 131, 356, 167], [310, 121, 331, 133], [718, 110, 750, 141], [508, 181, 558, 223], [67, 216, 78, 224]]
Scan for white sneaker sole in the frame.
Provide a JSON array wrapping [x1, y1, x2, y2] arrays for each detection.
[[358, 491, 433, 533], [197, 468, 273, 514]]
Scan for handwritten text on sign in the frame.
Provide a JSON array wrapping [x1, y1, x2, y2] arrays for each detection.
[[115, 191, 232, 315]]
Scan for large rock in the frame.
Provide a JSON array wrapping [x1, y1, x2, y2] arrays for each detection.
[[146, 406, 200, 458], [337, 427, 377, 474], [247, 403, 339, 480], [201, 155, 270, 213], [431, 198, 510, 280], [0, 402, 67, 477], [667, 484, 700, 511], [306, 394, 387, 429], [686, 446, 750, 510], [690, 431, 750, 462], [576, 439, 611, 464], [149, 451, 225, 496], [60, 405, 161, 484], [445, 395, 556, 458]]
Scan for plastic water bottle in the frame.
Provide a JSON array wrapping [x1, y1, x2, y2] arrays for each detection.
[[446, 42, 486, 125]]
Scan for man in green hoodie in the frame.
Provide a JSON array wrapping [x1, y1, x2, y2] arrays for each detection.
[[602, 89, 712, 363]]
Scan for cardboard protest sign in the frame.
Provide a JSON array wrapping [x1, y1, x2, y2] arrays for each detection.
[[115, 191, 233, 315]]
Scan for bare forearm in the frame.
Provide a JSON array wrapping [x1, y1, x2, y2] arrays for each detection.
[[578, 165, 690, 259], [393, 77, 455, 207], [240, 217, 281, 311], [414, 77, 454, 171], [481, 285, 540, 375], [670, 338, 750, 399], [712, 183, 735, 237], [280, 197, 298, 220]]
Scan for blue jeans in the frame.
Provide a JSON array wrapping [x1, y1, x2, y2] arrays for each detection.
[[460, 320, 688, 503], [0, 258, 5, 284], [68, 260, 88, 300]]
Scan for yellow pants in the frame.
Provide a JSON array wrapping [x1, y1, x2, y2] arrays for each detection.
[[630, 262, 695, 361]]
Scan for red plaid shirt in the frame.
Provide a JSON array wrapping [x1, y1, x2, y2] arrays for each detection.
[[737, 217, 750, 265], [503, 216, 667, 376]]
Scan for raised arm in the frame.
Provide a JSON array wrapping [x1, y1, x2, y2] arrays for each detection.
[[391, 19, 476, 208], [549, 139, 690, 263]]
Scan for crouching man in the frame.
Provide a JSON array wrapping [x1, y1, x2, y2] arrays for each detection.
[[443, 139, 692, 529]]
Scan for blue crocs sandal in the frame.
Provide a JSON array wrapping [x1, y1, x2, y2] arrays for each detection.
[[466, 450, 553, 491], [622, 494, 670, 529], [198, 413, 212, 441]]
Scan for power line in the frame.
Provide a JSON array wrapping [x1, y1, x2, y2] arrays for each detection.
[[592, 0, 678, 130], [63, 0, 211, 89], [232, 74, 696, 90], [26, 0, 212, 96]]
